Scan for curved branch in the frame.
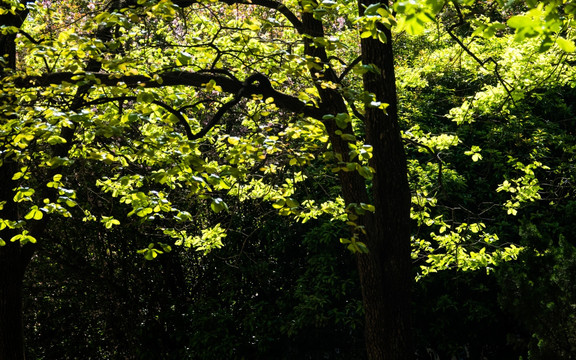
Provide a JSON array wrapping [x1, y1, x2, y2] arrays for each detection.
[[152, 100, 194, 139], [344, 96, 366, 123], [178, 98, 220, 112], [13, 71, 325, 119], [189, 96, 241, 140], [173, 0, 303, 33], [75, 72, 325, 141], [189, 73, 282, 140], [83, 95, 195, 139], [18, 29, 41, 44], [338, 56, 362, 83]]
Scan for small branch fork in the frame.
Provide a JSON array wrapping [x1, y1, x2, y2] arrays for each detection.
[[171, 0, 304, 33], [84, 95, 196, 139], [447, 1, 516, 106]]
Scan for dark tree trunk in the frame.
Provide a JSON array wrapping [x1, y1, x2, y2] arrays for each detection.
[[0, 162, 36, 360], [1, 4, 34, 359], [301, 3, 414, 358], [0, 241, 33, 360], [357, 6, 414, 359]]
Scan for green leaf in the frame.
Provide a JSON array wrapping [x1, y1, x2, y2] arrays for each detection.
[[136, 207, 153, 217], [144, 249, 157, 260], [364, 3, 380, 15], [360, 30, 373, 38], [10, 230, 36, 244], [46, 135, 67, 145], [355, 241, 369, 253], [12, 167, 29, 180], [557, 37, 576, 53], [176, 51, 193, 66], [340, 133, 356, 142], [360, 203, 375, 212], [377, 30, 387, 43], [334, 113, 350, 129], [227, 136, 240, 145], [137, 92, 155, 104], [285, 198, 299, 208], [272, 199, 285, 209], [138, 244, 163, 260], [25, 206, 44, 220], [507, 15, 532, 29], [13, 188, 34, 202], [101, 216, 120, 229], [210, 198, 228, 213], [159, 243, 172, 252], [358, 166, 373, 179]]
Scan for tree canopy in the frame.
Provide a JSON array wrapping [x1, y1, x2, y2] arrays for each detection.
[[1, 0, 576, 359]]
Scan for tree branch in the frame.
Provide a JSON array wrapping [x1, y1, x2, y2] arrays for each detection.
[[172, 0, 303, 33], [338, 56, 362, 83], [13, 71, 323, 119], [447, 1, 516, 106], [58, 72, 326, 140], [189, 96, 240, 140]]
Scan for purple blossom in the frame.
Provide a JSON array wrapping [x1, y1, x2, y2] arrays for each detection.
[[336, 17, 345, 30]]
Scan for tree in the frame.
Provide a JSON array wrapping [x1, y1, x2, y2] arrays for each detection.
[[1, 0, 411, 358], [24, 166, 364, 359], [392, 2, 576, 357], [1, 3, 34, 359], [2, 0, 575, 359]]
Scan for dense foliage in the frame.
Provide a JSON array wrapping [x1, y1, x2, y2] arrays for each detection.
[[1, 0, 576, 359]]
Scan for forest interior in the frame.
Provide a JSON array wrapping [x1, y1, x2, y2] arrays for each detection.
[[1, 0, 576, 359]]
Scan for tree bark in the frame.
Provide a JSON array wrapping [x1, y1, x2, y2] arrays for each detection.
[[0, 240, 33, 360], [357, 5, 414, 359], [300, 3, 414, 358], [1, 3, 34, 359], [0, 259, 24, 360], [1, 1, 414, 358], [0, 162, 36, 360]]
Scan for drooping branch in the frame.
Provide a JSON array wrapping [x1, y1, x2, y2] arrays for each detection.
[[12, 71, 324, 120], [188, 95, 241, 140], [70, 72, 326, 141], [151, 100, 194, 139], [85, 94, 234, 141], [84, 96, 195, 139], [343, 95, 365, 123], [172, 0, 304, 33], [178, 98, 219, 112]]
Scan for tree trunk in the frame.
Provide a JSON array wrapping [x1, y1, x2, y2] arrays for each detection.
[[1, 4, 34, 359], [0, 161, 36, 360], [300, 3, 413, 358], [357, 8, 414, 360], [0, 242, 33, 360]]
